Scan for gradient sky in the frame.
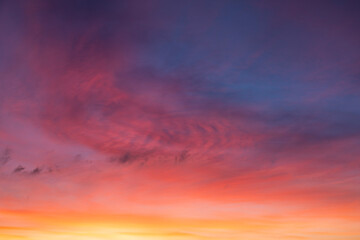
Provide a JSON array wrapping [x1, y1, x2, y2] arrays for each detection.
[[0, 0, 360, 239]]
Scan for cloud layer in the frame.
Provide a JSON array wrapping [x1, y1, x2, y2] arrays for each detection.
[[0, 0, 360, 239]]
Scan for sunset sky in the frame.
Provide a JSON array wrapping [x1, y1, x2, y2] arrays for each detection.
[[0, 0, 360, 239]]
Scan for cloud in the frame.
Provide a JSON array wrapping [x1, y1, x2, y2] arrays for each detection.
[[30, 167, 42, 175], [13, 165, 25, 173], [0, 147, 11, 167], [0, 1, 359, 235], [175, 150, 189, 164]]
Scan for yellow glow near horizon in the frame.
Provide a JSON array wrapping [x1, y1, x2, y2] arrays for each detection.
[[1, 210, 360, 240]]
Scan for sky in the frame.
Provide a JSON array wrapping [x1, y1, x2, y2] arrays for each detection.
[[0, 0, 360, 239]]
